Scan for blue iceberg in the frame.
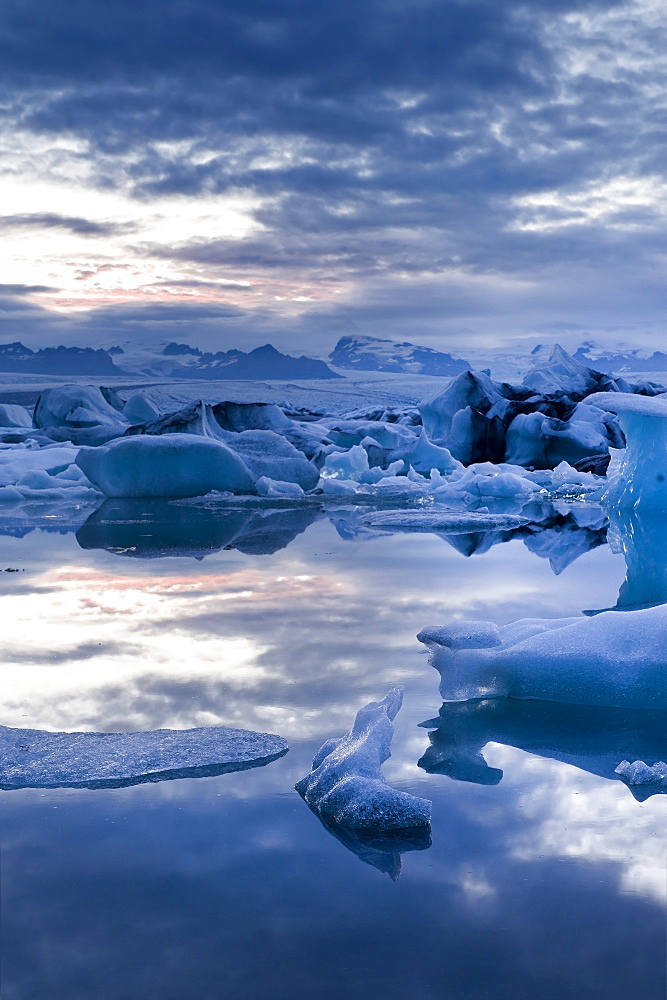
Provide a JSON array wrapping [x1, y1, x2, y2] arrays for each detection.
[[295, 687, 431, 831]]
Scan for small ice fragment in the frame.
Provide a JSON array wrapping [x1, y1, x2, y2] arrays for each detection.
[[614, 760, 667, 786], [295, 686, 431, 832]]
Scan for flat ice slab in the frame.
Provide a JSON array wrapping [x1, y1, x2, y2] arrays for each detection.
[[360, 510, 529, 532], [296, 686, 431, 831], [0, 724, 288, 789]]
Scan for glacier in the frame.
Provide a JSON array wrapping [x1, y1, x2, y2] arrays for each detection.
[[0, 723, 288, 789]]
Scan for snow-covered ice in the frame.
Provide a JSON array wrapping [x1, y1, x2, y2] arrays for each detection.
[[418, 605, 667, 709], [0, 724, 288, 789], [296, 687, 431, 831]]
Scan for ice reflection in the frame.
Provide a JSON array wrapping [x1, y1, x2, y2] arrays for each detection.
[[0, 509, 627, 737], [607, 507, 667, 610], [419, 699, 667, 800], [305, 813, 431, 879], [76, 498, 321, 558]]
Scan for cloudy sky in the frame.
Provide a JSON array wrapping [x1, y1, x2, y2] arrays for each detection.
[[3, 0, 667, 357]]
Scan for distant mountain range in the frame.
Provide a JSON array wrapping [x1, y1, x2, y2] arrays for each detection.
[[0, 342, 122, 375], [163, 343, 342, 380], [572, 343, 667, 373], [330, 335, 471, 375]]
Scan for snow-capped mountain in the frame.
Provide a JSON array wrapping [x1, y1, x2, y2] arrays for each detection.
[[330, 336, 471, 376], [572, 342, 667, 373], [0, 342, 122, 375], [167, 343, 343, 380]]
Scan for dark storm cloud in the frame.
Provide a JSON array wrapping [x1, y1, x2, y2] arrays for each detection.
[[0, 214, 124, 236], [5, 0, 667, 351]]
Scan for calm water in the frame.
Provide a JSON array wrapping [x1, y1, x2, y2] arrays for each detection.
[[0, 500, 665, 999]]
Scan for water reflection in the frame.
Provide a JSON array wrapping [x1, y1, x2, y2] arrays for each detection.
[[76, 498, 320, 558], [419, 699, 667, 800], [304, 810, 431, 879], [70, 496, 613, 579]]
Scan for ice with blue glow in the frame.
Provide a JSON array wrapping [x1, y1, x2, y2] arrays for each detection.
[[296, 686, 431, 831], [587, 392, 667, 510], [418, 605, 667, 710], [0, 723, 288, 789]]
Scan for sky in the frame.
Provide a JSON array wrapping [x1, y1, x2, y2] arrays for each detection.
[[2, 0, 667, 358]]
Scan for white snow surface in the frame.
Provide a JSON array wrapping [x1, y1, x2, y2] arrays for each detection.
[[418, 605, 667, 710], [0, 723, 288, 789], [295, 687, 432, 831]]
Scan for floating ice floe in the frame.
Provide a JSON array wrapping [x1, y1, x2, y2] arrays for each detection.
[[359, 510, 529, 532], [296, 686, 431, 832], [418, 604, 667, 710], [615, 760, 667, 788], [0, 723, 288, 789], [0, 442, 101, 503]]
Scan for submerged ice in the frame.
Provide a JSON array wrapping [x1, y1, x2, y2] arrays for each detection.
[[0, 723, 288, 789]]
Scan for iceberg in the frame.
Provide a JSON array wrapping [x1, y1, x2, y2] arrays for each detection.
[[123, 392, 160, 424], [418, 605, 667, 710], [586, 392, 667, 509], [0, 723, 288, 789], [33, 385, 129, 444], [76, 433, 256, 498], [606, 507, 667, 610], [295, 687, 431, 832], [0, 403, 32, 428]]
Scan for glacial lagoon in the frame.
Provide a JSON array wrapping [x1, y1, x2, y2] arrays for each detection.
[[1, 499, 665, 999]]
